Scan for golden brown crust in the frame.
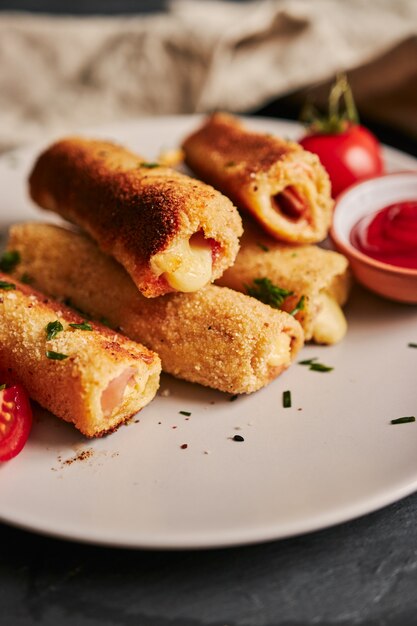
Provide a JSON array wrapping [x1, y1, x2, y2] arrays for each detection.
[[182, 113, 333, 244], [216, 218, 351, 342], [8, 223, 304, 394], [0, 271, 160, 437], [184, 113, 295, 177], [29, 137, 242, 297]]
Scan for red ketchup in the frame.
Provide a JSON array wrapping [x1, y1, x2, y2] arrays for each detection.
[[350, 200, 417, 270]]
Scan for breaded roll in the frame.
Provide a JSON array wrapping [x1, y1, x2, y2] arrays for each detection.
[[182, 113, 333, 244], [216, 222, 351, 344], [0, 273, 161, 437], [29, 137, 243, 297], [8, 223, 304, 395]]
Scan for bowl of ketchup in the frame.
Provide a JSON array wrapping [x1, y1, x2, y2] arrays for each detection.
[[330, 172, 417, 304]]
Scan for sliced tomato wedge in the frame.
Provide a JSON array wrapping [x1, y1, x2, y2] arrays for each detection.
[[0, 382, 33, 461]]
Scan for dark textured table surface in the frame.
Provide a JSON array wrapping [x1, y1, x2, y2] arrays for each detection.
[[3, 492, 417, 626], [1, 3, 417, 625]]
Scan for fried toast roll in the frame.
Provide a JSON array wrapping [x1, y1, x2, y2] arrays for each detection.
[[29, 137, 242, 297], [216, 223, 350, 344], [0, 273, 161, 437], [8, 224, 303, 394], [182, 113, 333, 244]]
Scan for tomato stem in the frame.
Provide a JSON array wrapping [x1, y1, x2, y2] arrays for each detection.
[[302, 74, 359, 134], [329, 74, 358, 125]]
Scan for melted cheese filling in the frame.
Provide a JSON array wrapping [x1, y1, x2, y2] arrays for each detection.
[[312, 292, 347, 345], [267, 332, 292, 368], [150, 234, 213, 292]]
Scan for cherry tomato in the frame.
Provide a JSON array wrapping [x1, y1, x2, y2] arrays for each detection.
[[299, 123, 384, 198], [0, 382, 33, 461]]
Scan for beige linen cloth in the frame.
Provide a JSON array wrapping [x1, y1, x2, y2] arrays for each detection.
[[1, 0, 416, 152]]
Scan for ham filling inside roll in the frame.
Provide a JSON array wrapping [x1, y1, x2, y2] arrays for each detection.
[[101, 366, 139, 417], [150, 232, 217, 292], [272, 186, 309, 221]]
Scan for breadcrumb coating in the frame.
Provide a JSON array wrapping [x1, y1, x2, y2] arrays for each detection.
[[29, 137, 242, 297], [9, 223, 304, 394], [0, 272, 160, 437], [182, 113, 333, 244], [216, 219, 351, 343]]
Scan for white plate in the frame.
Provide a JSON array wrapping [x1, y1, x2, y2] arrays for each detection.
[[0, 116, 416, 550]]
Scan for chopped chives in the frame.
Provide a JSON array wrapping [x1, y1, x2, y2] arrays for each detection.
[[179, 410, 191, 416], [408, 343, 417, 348], [391, 416, 415, 425], [298, 357, 333, 372], [69, 321, 93, 331], [283, 390, 291, 408], [256, 242, 269, 252], [246, 277, 293, 309], [139, 162, 159, 168], [20, 272, 33, 284], [0, 250, 20, 273], [0, 280, 15, 290], [46, 351, 68, 361], [290, 295, 305, 316], [46, 320, 64, 341], [309, 363, 334, 372]]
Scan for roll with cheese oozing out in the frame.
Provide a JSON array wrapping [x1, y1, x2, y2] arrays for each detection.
[[8, 223, 304, 395], [182, 113, 333, 244], [0, 273, 161, 437], [29, 137, 243, 297], [216, 222, 350, 344]]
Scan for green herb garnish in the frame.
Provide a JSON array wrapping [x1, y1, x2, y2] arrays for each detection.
[[283, 390, 291, 408], [20, 273, 33, 285], [309, 362, 333, 372], [290, 295, 305, 316], [179, 410, 191, 416], [298, 357, 333, 372], [408, 343, 417, 348], [246, 277, 293, 309], [0, 280, 16, 290], [139, 162, 160, 169], [391, 416, 415, 425], [46, 350, 68, 361], [0, 250, 20, 273], [46, 320, 64, 341], [69, 321, 93, 331], [256, 242, 270, 252], [0, 384, 6, 391]]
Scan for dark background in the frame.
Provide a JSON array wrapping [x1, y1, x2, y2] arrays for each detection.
[[1, 2, 417, 625]]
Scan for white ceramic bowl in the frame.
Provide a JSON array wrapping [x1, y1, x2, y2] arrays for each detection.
[[330, 172, 417, 304]]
